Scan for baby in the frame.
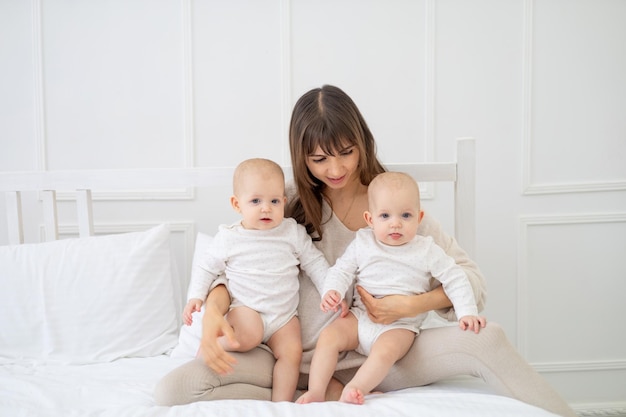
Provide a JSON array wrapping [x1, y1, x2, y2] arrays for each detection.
[[184, 158, 329, 402], [298, 171, 486, 405]]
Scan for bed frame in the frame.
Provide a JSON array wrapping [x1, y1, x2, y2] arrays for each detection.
[[1, 137, 475, 252]]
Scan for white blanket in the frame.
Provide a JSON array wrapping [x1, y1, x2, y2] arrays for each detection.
[[0, 355, 559, 417], [0, 226, 560, 417]]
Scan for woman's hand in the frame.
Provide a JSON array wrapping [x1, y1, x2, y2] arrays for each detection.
[[197, 285, 240, 375], [356, 286, 409, 324], [356, 285, 453, 324]]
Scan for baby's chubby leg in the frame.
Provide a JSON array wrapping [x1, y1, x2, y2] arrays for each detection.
[[223, 306, 264, 352], [341, 328, 415, 404], [266, 317, 302, 402], [297, 313, 359, 404]]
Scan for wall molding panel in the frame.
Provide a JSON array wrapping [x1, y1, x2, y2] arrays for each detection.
[[575, 404, 626, 417], [424, 0, 436, 165], [33, 0, 195, 201], [523, 180, 626, 195], [420, 0, 437, 201], [32, 0, 47, 172], [182, 0, 194, 172], [517, 212, 626, 362], [534, 359, 626, 373], [521, 0, 626, 195], [279, 0, 292, 165], [518, 212, 626, 415]]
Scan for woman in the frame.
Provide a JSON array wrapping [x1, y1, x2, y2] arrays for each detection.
[[155, 85, 576, 417]]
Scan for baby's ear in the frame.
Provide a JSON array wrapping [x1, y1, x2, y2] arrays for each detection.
[[363, 211, 374, 227], [230, 195, 241, 212]]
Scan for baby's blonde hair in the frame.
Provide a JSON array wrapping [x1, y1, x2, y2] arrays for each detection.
[[233, 158, 285, 196], [368, 171, 421, 210]]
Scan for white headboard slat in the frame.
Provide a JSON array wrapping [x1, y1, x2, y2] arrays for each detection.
[[41, 190, 59, 242], [5, 191, 24, 245], [76, 189, 94, 238], [454, 137, 476, 258]]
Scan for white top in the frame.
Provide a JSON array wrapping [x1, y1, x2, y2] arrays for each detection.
[[189, 218, 329, 321], [323, 228, 478, 327]]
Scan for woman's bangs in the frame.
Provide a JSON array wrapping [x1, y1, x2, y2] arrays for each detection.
[[304, 120, 355, 156]]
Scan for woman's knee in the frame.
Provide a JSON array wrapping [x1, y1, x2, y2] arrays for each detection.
[[154, 359, 215, 406], [154, 350, 276, 405], [154, 374, 184, 406], [475, 321, 507, 347]]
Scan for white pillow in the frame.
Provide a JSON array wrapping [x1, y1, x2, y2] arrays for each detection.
[[170, 232, 212, 358], [0, 224, 180, 365]]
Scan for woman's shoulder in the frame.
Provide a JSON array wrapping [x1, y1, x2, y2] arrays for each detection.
[[417, 210, 454, 248], [417, 210, 442, 235]]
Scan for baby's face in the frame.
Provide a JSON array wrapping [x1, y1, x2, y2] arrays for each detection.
[[235, 173, 286, 231], [367, 186, 422, 246]]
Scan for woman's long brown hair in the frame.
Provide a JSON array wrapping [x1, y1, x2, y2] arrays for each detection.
[[287, 85, 386, 239]]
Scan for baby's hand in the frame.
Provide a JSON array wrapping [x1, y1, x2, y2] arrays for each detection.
[[183, 298, 204, 326], [339, 299, 349, 317], [320, 290, 343, 312], [458, 315, 487, 333]]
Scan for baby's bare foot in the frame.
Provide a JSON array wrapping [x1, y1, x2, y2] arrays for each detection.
[[340, 387, 365, 405]]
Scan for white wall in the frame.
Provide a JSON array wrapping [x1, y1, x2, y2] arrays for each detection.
[[1, 1, 625, 414]]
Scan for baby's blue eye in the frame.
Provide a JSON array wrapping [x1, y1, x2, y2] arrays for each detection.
[[380, 213, 390, 219], [251, 198, 261, 204], [271, 199, 281, 205], [402, 212, 412, 219]]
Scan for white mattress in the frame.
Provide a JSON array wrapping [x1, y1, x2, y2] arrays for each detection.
[[0, 355, 559, 417]]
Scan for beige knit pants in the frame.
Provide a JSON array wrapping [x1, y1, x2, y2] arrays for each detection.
[[154, 322, 576, 417]]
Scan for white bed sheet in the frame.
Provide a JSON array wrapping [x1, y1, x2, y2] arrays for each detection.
[[0, 355, 559, 417]]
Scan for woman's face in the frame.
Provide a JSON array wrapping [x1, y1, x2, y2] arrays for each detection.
[[305, 144, 361, 190]]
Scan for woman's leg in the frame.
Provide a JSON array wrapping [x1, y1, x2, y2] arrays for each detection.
[[373, 323, 576, 417], [154, 347, 275, 405]]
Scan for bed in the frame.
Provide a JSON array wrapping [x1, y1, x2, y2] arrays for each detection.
[[0, 138, 560, 417]]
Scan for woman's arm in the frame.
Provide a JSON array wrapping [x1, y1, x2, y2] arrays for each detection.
[[356, 285, 452, 325], [197, 284, 240, 375], [420, 211, 487, 320]]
